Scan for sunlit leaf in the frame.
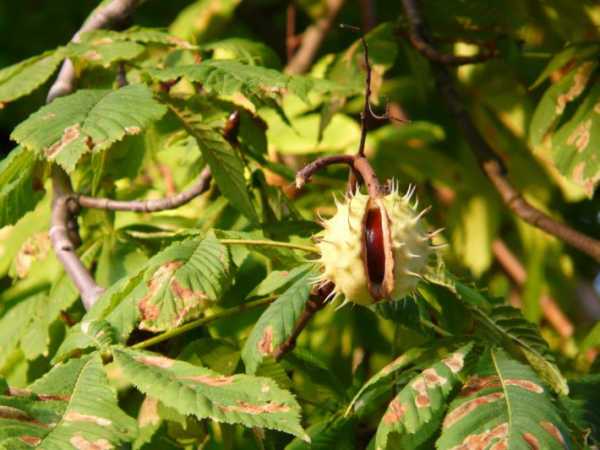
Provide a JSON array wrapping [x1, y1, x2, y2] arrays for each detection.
[[437, 348, 572, 450], [376, 343, 474, 450], [0, 354, 136, 449], [242, 265, 316, 374], [112, 347, 309, 440], [11, 84, 166, 172]]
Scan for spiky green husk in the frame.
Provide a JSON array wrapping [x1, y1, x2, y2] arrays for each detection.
[[317, 190, 431, 305]]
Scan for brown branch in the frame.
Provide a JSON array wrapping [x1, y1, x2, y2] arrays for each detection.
[[50, 167, 106, 310], [359, 0, 376, 32], [401, 0, 600, 263], [400, 0, 497, 66], [284, 0, 346, 75], [286, 3, 299, 62], [47, 0, 142, 310], [77, 167, 212, 212], [47, 0, 141, 103], [295, 154, 382, 198], [273, 282, 333, 360], [492, 239, 574, 338]]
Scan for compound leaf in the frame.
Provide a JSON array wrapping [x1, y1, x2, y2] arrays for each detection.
[[11, 84, 166, 172], [112, 347, 309, 441]]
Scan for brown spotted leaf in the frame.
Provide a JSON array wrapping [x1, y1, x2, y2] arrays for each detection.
[[0, 354, 136, 449], [11, 84, 166, 172], [551, 82, 600, 196], [112, 347, 309, 441], [241, 264, 316, 374], [436, 348, 572, 450], [529, 61, 597, 147], [131, 235, 232, 332], [375, 343, 474, 450]]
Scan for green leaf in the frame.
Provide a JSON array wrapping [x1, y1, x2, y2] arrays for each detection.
[[0, 293, 47, 370], [0, 50, 64, 105], [582, 320, 600, 352], [437, 348, 572, 450], [123, 235, 232, 333], [449, 194, 500, 277], [562, 374, 600, 443], [170, 100, 258, 221], [487, 305, 569, 396], [54, 274, 144, 362], [112, 347, 309, 441], [265, 112, 361, 155], [66, 40, 145, 66], [169, 0, 241, 43], [551, 82, 600, 196], [529, 61, 597, 147], [0, 354, 136, 449], [530, 43, 600, 89], [251, 265, 317, 297], [148, 60, 313, 108], [179, 338, 240, 375], [241, 266, 316, 374], [375, 344, 474, 450], [19, 240, 101, 361], [203, 38, 281, 68], [434, 276, 568, 396], [345, 348, 426, 417], [79, 26, 195, 47], [11, 84, 166, 172], [0, 146, 43, 228], [286, 416, 355, 450]]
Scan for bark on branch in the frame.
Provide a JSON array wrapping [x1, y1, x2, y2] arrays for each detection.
[[492, 239, 574, 338], [77, 167, 212, 212], [285, 0, 346, 75], [273, 282, 333, 360], [50, 167, 106, 310], [401, 0, 600, 263], [47, 0, 142, 310], [400, 0, 497, 66]]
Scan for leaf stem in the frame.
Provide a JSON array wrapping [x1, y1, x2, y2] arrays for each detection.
[[219, 239, 320, 254], [131, 295, 278, 350]]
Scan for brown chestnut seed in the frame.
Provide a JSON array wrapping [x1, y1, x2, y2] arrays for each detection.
[[316, 189, 434, 306]]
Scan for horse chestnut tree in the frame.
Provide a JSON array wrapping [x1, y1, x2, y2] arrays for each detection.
[[0, 0, 599, 449]]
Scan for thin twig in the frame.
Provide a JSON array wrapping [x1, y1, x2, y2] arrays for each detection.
[[47, 0, 142, 311], [400, 0, 497, 66], [273, 282, 333, 359], [492, 239, 574, 338], [286, 3, 298, 62], [77, 167, 211, 212], [401, 0, 600, 263], [285, 0, 346, 74], [295, 154, 383, 198]]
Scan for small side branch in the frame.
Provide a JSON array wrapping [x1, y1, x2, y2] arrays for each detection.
[[492, 239, 574, 338], [401, 0, 497, 66], [285, 0, 346, 74], [401, 0, 600, 263], [296, 154, 383, 198], [78, 167, 211, 212], [273, 282, 333, 360]]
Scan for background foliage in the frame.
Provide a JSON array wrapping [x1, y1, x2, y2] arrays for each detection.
[[1, 0, 600, 448]]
